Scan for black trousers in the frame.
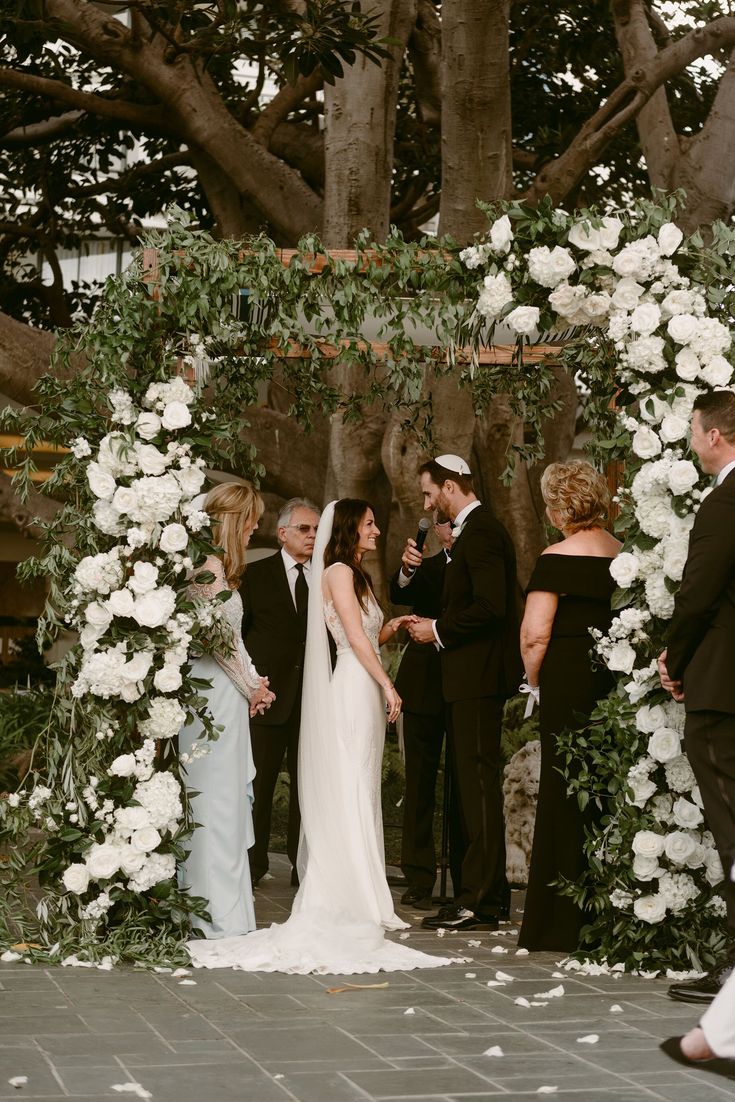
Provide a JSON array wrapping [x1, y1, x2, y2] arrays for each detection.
[[400, 710, 463, 894], [448, 695, 509, 918], [248, 711, 300, 883], [684, 709, 735, 958]]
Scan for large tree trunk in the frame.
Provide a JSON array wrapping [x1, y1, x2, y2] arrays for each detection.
[[0, 312, 55, 406], [439, 0, 513, 240], [322, 0, 416, 245]]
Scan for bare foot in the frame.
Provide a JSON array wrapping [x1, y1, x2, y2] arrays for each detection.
[[680, 1026, 715, 1062]]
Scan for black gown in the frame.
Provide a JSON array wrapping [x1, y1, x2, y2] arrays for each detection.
[[518, 553, 615, 953]]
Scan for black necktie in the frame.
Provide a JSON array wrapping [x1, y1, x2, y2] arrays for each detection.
[[294, 562, 308, 623]]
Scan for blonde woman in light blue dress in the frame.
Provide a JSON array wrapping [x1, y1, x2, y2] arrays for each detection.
[[179, 482, 275, 939]]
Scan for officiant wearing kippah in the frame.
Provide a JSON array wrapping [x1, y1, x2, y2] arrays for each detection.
[[407, 455, 522, 931]]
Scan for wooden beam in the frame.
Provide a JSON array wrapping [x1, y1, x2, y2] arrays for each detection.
[[264, 338, 559, 364]]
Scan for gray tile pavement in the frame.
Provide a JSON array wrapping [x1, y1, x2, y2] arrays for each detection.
[[0, 853, 733, 1101]]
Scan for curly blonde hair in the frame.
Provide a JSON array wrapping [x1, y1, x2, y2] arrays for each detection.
[[540, 461, 610, 534], [205, 481, 264, 587]]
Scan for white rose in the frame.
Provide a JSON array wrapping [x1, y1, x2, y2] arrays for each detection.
[[701, 355, 733, 388], [609, 552, 639, 588], [632, 854, 661, 881], [633, 894, 667, 924], [663, 540, 688, 582], [107, 588, 136, 618], [115, 806, 152, 833], [124, 651, 154, 682], [606, 640, 637, 673], [506, 305, 540, 336], [632, 830, 666, 858], [161, 401, 192, 431], [159, 523, 189, 554], [631, 425, 662, 459], [584, 292, 612, 320], [85, 602, 112, 630], [112, 485, 139, 516], [109, 753, 137, 777], [627, 777, 657, 807], [705, 849, 724, 885], [647, 727, 681, 763], [135, 444, 168, 477], [668, 456, 698, 496], [664, 831, 697, 866], [131, 826, 162, 854], [527, 245, 576, 288], [659, 414, 688, 443], [630, 302, 661, 336], [133, 587, 177, 629], [86, 841, 123, 880], [62, 863, 91, 894], [636, 704, 667, 734], [92, 501, 125, 536], [657, 223, 684, 257], [610, 278, 644, 311], [135, 411, 162, 441], [154, 665, 183, 693], [118, 845, 146, 876], [662, 289, 698, 318], [87, 462, 116, 500], [128, 561, 159, 595], [489, 214, 513, 254], [175, 466, 206, 498], [667, 313, 699, 345], [672, 797, 704, 828]]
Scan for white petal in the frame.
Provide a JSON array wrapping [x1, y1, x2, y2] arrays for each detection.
[[404, 1007, 415, 1015], [486, 980, 506, 987], [465, 972, 477, 979], [515, 948, 529, 956], [609, 1004, 624, 1013], [537, 1088, 559, 1095], [577, 1034, 600, 1044], [491, 946, 508, 954], [514, 996, 531, 1007], [495, 971, 514, 982], [484, 1045, 504, 1057]]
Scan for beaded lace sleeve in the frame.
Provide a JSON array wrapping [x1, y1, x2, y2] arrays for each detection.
[[189, 556, 262, 701]]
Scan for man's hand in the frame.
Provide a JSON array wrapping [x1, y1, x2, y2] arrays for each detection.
[[408, 616, 437, 644], [401, 537, 424, 576], [658, 649, 685, 702]]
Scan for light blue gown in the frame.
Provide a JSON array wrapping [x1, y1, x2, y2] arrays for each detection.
[[179, 562, 259, 939]]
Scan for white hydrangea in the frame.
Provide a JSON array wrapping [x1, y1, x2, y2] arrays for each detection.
[[109, 389, 136, 424], [527, 245, 576, 288], [126, 852, 176, 892], [625, 335, 666, 374], [139, 697, 187, 741], [132, 771, 183, 831], [74, 550, 124, 596], [71, 436, 92, 459], [477, 272, 514, 320], [144, 377, 195, 409]]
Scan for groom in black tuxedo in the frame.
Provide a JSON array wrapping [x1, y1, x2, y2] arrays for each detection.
[[408, 455, 522, 931], [390, 514, 461, 909], [659, 391, 735, 1005], [241, 498, 320, 886]]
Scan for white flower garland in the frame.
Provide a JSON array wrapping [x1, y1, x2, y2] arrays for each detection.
[[462, 209, 730, 930]]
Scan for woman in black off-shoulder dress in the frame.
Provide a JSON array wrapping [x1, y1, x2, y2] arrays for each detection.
[[518, 462, 620, 953]]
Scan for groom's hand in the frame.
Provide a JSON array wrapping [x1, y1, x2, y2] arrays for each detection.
[[408, 616, 436, 644], [657, 649, 685, 702], [401, 538, 423, 576]]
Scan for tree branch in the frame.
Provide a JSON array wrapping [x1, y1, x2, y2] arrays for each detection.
[[611, 0, 678, 187], [0, 69, 172, 133], [67, 150, 194, 198], [0, 110, 85, 147], [251, 69, 323, 147], [524, 13, 735, 207]]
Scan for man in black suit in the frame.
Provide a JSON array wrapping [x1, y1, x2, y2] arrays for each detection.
[[241, 497, 320, 886], [390, 514, 457, 909], [659, 391, 735, 1004], [407, 455, 522, 931]]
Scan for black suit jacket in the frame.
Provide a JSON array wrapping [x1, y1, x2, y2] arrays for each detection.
[[435, 504, 522, 704], [240, 551, 307, 726], [389, 552, 447, 716], [667, 468, 735, 714]]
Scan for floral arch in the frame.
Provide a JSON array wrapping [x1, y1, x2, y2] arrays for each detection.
[[1, 197, 734, 969]]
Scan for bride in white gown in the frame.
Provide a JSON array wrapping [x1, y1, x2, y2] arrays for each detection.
[[188, 499, 466, 974]]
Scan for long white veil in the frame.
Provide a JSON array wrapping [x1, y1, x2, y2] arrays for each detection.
[[294, 500, 340, 900]]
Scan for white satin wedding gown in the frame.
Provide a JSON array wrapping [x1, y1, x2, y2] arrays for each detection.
[[188, 507, 463, 974]]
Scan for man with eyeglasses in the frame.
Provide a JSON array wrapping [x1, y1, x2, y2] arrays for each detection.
[[390, 511, 461, 910], [241, 497, 321, 888]]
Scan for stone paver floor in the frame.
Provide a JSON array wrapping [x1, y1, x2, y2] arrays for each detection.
[[0, 854, 732, 1101]]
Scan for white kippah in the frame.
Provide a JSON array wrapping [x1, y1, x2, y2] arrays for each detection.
[[434, 453, 471, 476]]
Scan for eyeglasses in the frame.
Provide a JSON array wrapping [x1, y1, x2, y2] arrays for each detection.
[[285, 524, 318, 534]]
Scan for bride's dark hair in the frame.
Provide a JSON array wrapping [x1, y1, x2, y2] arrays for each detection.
[[324, 498, 375, 611]]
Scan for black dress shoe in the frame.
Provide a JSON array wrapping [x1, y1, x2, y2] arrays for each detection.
[[660, 1037, 735, 1078], [421, 905, 498, 931], [400, 887, 434, 909], [668, 961, 734, 1004], [290, 868, 300, 888]]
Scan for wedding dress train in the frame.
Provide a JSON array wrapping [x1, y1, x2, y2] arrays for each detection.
[[187, 504, 464, 974]]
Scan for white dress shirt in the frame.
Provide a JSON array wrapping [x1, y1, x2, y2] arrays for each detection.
[[716, 458, 735, 486], [281, 548, 311, 609]]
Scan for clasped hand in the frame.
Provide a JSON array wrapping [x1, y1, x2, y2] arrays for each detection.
[[657, 649, 685, 703], [250, 676, 276, 717]]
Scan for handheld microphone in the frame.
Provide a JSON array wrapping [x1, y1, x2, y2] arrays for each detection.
[[414, 517, 432, 553]]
